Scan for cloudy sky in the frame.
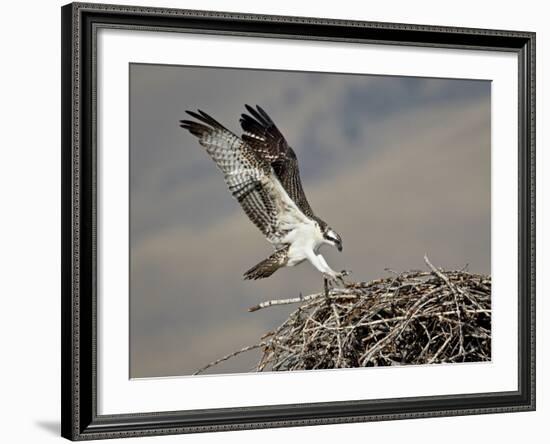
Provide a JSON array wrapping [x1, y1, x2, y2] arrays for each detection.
[[129, 63, 491, 378]]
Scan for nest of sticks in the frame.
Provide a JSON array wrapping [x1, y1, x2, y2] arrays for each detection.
[[194, 256, 491, 374]]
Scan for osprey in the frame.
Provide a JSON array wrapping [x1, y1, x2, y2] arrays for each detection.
[[180, 105, 348, 285]]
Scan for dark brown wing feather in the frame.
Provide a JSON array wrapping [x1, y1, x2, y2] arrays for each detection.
[[240, 105, 316, 219]]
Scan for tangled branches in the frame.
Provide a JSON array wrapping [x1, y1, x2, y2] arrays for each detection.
[[194, 256, 491, 374]]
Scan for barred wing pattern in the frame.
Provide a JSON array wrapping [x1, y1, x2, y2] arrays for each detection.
[[180, 110, 308, 243], [240, 105, 318, 222]]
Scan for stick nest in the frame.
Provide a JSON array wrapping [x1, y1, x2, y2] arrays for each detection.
[[194, 257, 491, 374]]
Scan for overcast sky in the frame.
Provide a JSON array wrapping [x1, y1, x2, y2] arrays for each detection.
[[129, 63, 491, 378]]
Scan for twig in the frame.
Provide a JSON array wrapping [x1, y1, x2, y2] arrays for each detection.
[[193, 343, 266, 375], [248, 291, 357, 312]]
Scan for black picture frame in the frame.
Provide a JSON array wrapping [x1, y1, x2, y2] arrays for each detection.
[[61, 2, 536, 440]]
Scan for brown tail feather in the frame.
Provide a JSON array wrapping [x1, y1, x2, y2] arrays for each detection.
[[243, 247, 289, 280]]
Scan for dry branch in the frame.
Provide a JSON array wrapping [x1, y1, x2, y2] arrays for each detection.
[[194, 257, 491, 374]]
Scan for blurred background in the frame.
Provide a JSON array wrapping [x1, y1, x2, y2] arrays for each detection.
[[129, 64, 490, 377]]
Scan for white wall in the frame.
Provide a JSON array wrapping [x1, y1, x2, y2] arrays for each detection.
[[0, 0, 546, 443]]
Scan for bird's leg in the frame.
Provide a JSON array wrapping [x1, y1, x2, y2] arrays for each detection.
[[307, 252, 341, 296], [322, 271, 348, 297], [317, 254, 351, 288]]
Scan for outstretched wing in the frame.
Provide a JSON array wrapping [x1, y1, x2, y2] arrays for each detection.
[[180, 110, 309, 242], [240, 105, 316, 219]]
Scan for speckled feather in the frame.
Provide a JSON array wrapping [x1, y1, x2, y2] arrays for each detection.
[[243, 245, 290, 280], [180, 110, 293, 241]]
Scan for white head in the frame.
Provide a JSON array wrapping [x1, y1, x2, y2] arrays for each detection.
[[323, 227, 343, 252]]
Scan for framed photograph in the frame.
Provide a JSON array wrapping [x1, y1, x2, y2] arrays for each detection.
[[61, 2, 536, 440]]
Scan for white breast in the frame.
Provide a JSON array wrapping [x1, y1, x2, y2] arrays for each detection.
[[284, 221, 324, 266]]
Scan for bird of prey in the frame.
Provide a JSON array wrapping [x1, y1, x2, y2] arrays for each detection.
[[180, 105, 348, 286]]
